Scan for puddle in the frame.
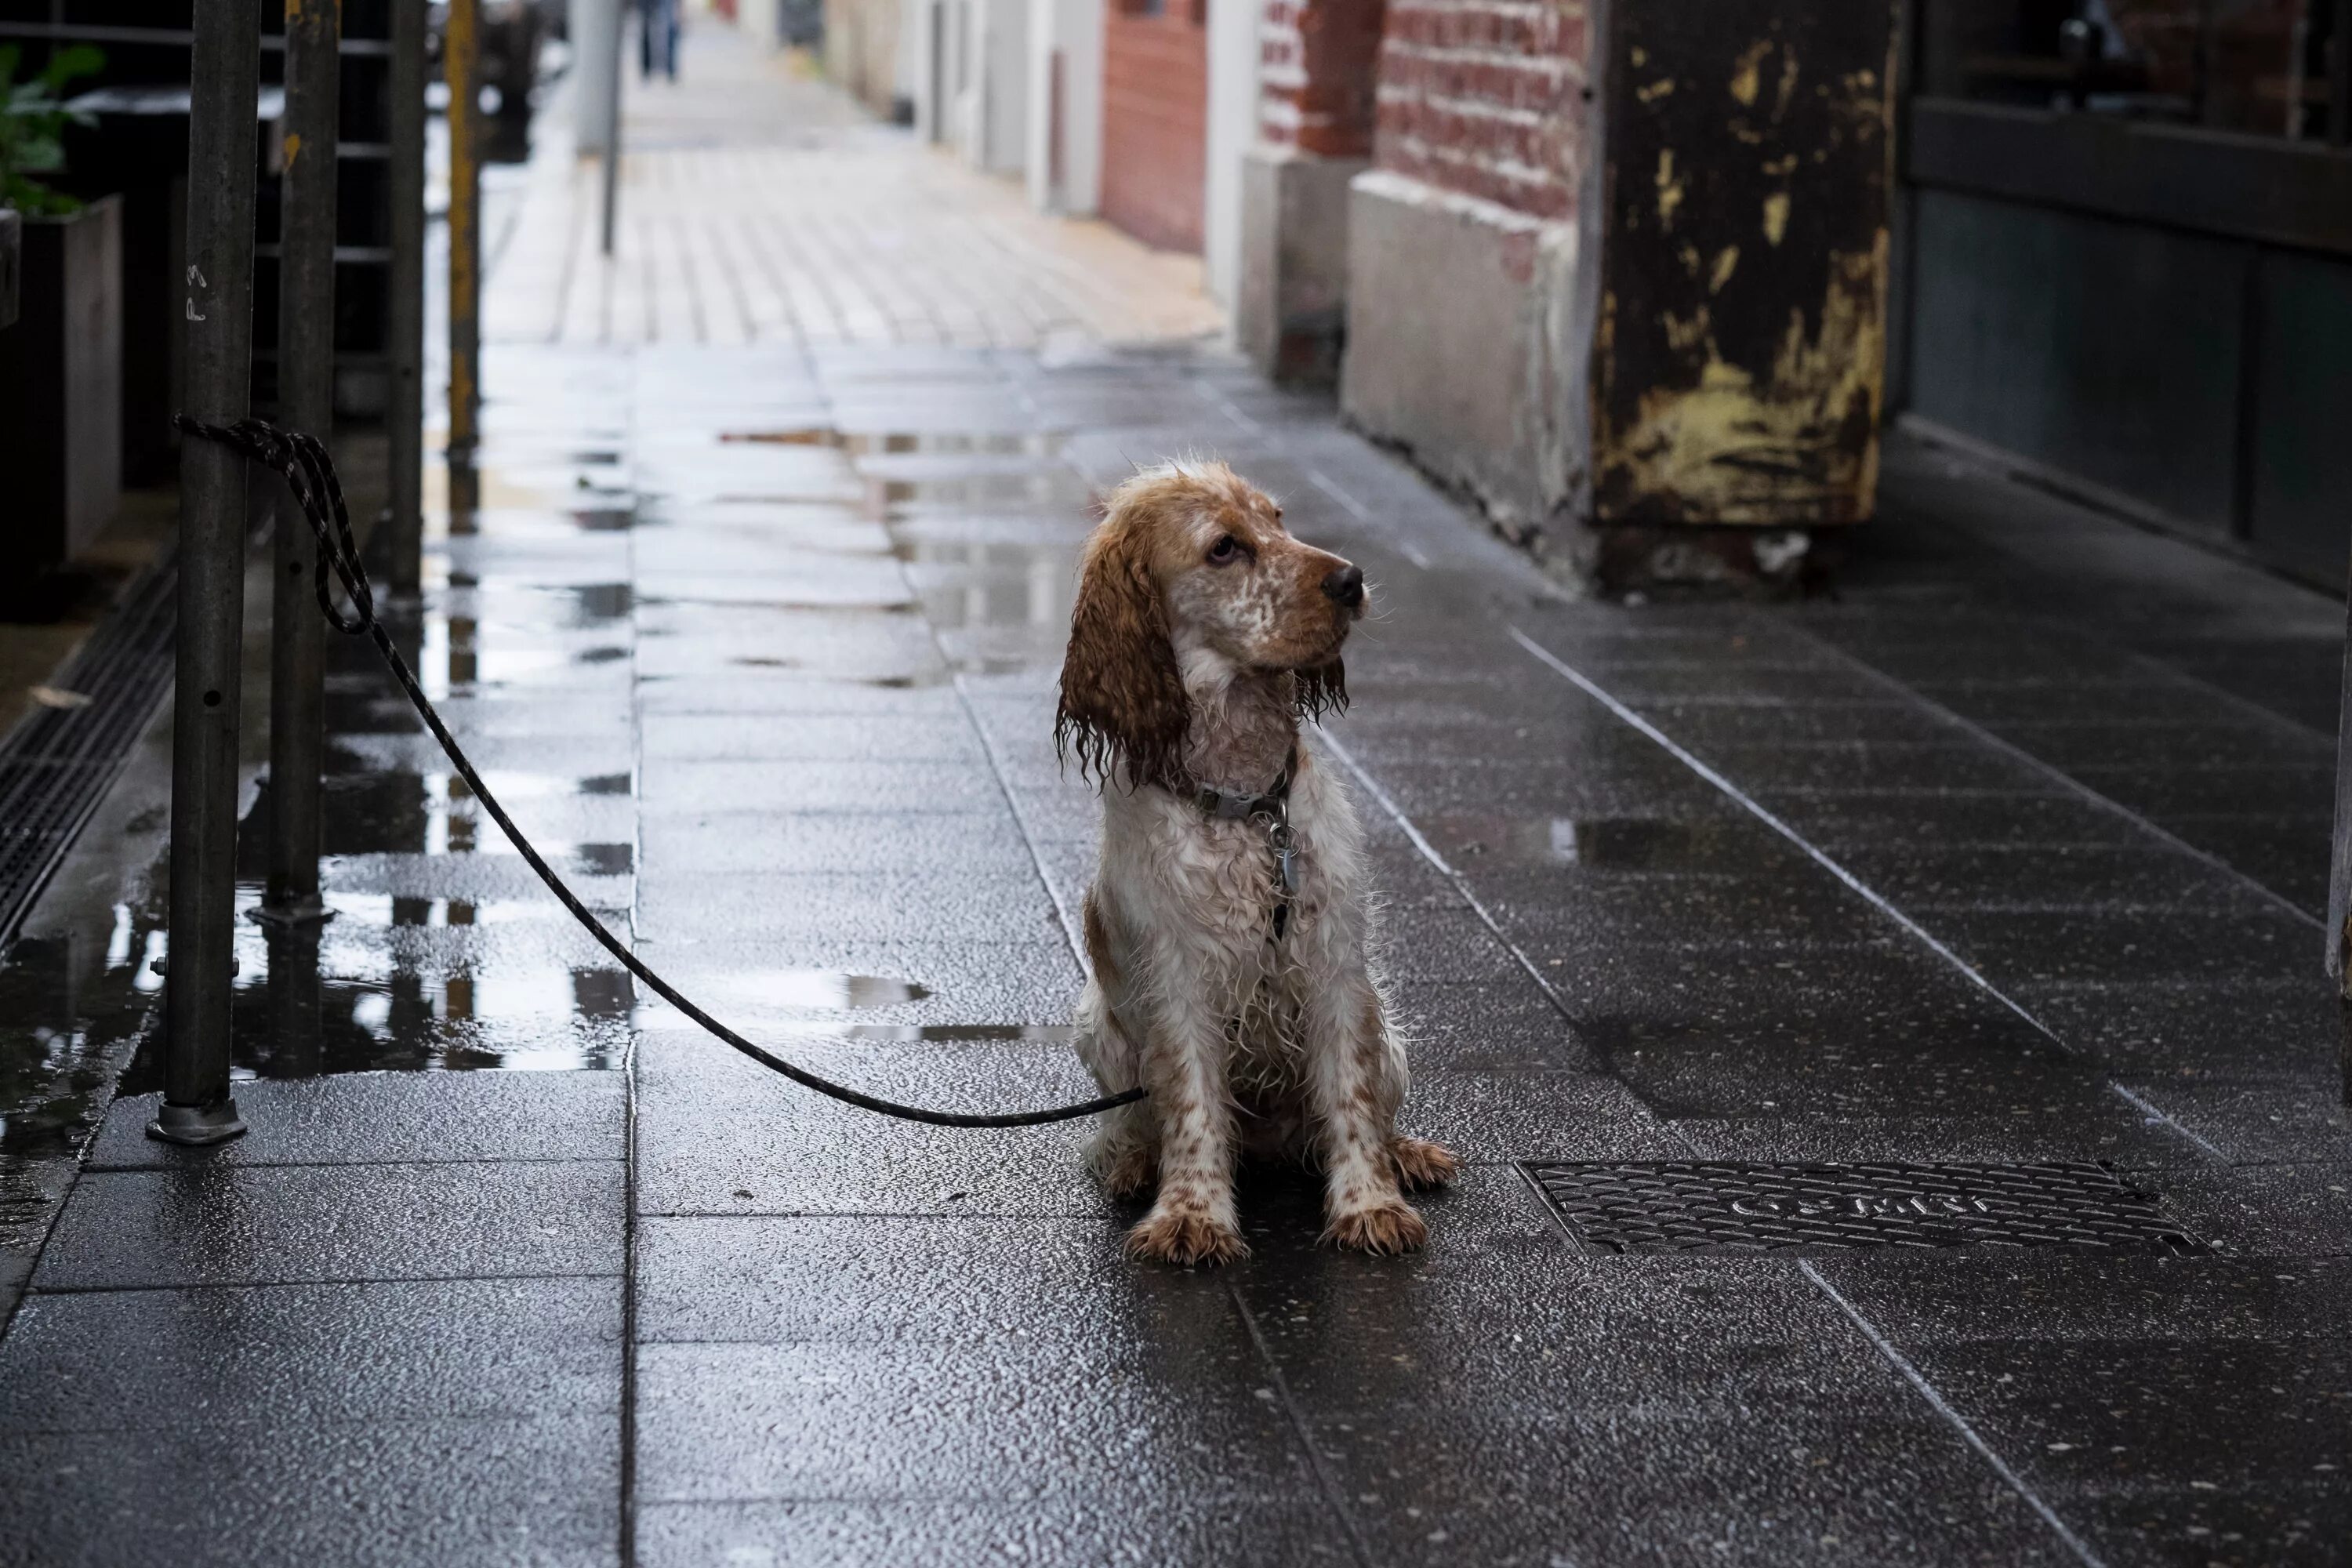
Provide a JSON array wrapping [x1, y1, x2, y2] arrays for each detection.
[[1432, 816, 1729, 871], [0, 404, 1095, 1260], [0, 921, 161, 1247], [647, 970, 931, 1010], [723, 430, 1064, 458], [863, 474, 1087, 518], [796, 1024, 1073, 1042]]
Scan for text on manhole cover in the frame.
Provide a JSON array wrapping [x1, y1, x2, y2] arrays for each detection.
[[1519, 1161, 2205, 1255]]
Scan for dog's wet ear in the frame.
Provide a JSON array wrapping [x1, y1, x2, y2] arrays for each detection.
[[1058, 519, 1189, 790], [1295, 659, 1348, 725]]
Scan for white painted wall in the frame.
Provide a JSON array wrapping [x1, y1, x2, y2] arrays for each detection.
[[894, 0, 921, 110], [976, 0, 1028, 172], [1023, 0, 1102, 212], [1201, 0, 1258, 310], [907, 0, 946, 142]]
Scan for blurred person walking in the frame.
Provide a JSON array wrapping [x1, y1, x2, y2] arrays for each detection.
[[638, 0, 679, 81]]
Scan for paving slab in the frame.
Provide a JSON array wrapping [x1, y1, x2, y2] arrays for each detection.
[[0, 1413, 620, 1568], [0, 1276, 619, 1431], [637, 1498, 1353, 1568], [33, 1161, 623, 1290]]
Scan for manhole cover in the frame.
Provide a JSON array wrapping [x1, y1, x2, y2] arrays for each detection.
[[1519, 1161, 2205, 1256]]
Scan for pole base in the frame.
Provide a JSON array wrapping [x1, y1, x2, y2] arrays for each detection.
[[147, 1098, 249, 1146], [248, 897, 335, 928]]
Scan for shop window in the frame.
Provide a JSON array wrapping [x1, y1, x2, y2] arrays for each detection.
[[1922, 0, 2343, 140]]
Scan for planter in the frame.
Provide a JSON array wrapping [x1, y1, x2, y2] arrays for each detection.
[[0, 195, 122, 579], [0, 208, 19, 331]]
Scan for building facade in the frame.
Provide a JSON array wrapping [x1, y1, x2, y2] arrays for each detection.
[[890, 0, 2352, 590]]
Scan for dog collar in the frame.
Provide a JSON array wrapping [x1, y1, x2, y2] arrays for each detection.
[[1190, 744, 1299, 821], [1186, 746, 1301, 940]]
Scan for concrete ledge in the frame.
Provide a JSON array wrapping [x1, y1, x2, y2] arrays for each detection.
[[1237, 146, 1367, 385], [1339, 169, 1577, 532]]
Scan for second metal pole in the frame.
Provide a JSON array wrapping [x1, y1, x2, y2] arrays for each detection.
[[385, 0, 427, 593], [447, 0, 482, 497], [601, 0, 624, 257], [154, 0, 263, 1145], [261, 0, 341, 927]]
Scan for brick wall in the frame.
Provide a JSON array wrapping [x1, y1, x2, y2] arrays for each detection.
[[1260, 0, 1388, 156], [1371, 0, 1589, 219]]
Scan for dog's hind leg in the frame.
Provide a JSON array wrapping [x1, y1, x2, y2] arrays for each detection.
[[1091, 1104, 1159, 1200], [1388, 1136, 1458, 1192], [1074, 981, 1156, 1196]]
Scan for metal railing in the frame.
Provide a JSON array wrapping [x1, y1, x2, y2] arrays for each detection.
[[151, 0, 631, 1142], [149, 0, 444, 1144]]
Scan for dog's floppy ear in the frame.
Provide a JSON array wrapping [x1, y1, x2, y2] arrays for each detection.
[[1057, 519, 1189, 790], [1294, 659, 1348, 725]]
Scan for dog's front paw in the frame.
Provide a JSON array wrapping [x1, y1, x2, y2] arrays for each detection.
[[1389, 1137, 1459, 1192], [1124, 1208, 1249, 1267], [1323, 1200, 1429, 1256]]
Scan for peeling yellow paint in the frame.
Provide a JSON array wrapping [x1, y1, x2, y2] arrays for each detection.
[[1595, 237, 1888, 526], [1729, 42, 1769, 107], [1677, 243, 1702, 278], [1655, 151, 1684, 230], [1708, 246, 1740, 294], [1636, 78, 1676, 104], [1661, 309, 1712, 355], [1630, 45, 1649, 68], [283, 132, 302, 166], [1762, 191, 1790, 246]]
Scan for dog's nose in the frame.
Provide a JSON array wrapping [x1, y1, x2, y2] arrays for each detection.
[[1321, 564, 1365, 608]]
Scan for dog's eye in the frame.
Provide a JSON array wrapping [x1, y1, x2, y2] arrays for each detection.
[[1206, 534, 1242, 564]]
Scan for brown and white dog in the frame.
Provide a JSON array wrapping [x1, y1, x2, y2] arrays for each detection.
[[1056, 460, 1456, 1266]]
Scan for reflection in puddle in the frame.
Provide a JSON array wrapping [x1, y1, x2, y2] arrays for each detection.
[[1440, 817, 1718, 871], [864, 474, 1085, 518], [792, 1023, 1073, 1042], [645, 970, 931, 1011], [0, 916, 161, 1247], [722, 430, 1064, 459]]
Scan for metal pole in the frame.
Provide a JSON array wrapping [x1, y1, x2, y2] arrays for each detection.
[[154, 0, 262, 1145], [600, 0, 623, 260], [385, 0, 426, 593], [447, 0, 482, 499], [260, 0, 339, 927]]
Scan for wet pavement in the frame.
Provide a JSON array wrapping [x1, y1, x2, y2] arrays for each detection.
[[5, 36, 2352, 1568], [0, 332, 2345, 1566]]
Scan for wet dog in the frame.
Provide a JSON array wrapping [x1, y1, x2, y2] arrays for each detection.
[[1056, 461, 1455, 1265]]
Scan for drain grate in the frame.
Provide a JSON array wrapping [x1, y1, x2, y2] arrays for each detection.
[[1520, 1160, 2205, 1256], [0, 557, 179, 950]]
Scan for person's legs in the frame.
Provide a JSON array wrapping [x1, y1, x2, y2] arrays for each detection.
[[637, 0, 654, 78], [659, 0, 679, 81]]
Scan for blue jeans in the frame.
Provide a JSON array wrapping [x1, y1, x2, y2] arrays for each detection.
[[638, 0, 678, 80]]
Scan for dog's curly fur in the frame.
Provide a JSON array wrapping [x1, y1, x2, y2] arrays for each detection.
[[1058, 460, 1456, 1265]]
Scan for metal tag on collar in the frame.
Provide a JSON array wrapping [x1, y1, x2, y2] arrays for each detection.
[[1269, 819, 1300, 896]]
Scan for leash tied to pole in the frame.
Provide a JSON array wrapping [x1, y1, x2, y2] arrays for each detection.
[[178, 415, 1145, 1129]]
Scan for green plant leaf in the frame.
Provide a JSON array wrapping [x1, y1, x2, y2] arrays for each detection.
[[47, 45, 105, 85]]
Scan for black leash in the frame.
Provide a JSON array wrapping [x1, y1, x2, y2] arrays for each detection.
[[176, 414, 1144, 1129]]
